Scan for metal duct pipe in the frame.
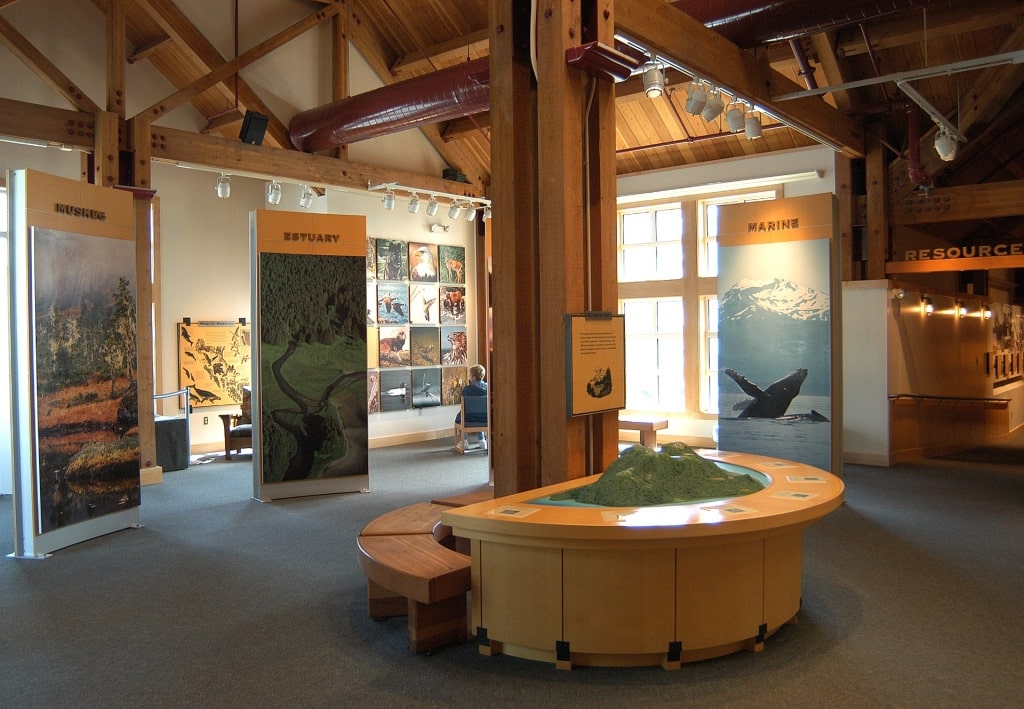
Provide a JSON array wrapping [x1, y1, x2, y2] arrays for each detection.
[[288, 58, 490, 152], [670, 0, 938, 48]]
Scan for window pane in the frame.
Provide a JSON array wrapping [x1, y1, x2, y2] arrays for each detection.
[[706, 297, 719, 332], [655, 208, 682, 242], [623, 300, 657, 333], [620, 246, 656, 282], [657, 299, 683, 333], [655, 243, 683, 279], [621, 212, 652, 245]]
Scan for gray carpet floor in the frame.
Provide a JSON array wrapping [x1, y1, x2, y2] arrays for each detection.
[[1, 438, 1022, 708]]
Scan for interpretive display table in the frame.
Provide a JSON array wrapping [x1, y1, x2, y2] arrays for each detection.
[[441, 450, 844, 669]]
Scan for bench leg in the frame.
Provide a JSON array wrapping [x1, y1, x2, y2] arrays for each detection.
[[367, 579, 407, 619], [639, 430, 657, 448], [407, 594, 468, 653]]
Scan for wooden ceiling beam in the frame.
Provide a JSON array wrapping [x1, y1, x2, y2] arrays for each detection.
[[891, 180, 1024, 225], [0, 97, 96, 147], [0, 15, 102, 113], [440, 112, 490, 142], [837, 0, 1024, 59], [133, 0, 340, 138], [391, 28, 489, 76], [615, 0, 864, 158], [129, 0, 291, 149], [887, 22, 1024, 202], [148, 124, 486, 199]]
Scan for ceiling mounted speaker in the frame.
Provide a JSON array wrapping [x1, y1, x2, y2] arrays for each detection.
[[239, 110, 269, 145]]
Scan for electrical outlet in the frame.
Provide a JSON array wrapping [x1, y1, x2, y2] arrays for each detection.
[[203, 416, 209, 425]]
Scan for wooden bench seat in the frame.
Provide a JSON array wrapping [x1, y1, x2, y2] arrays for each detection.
[[619, 416, 669, 448], [356, 503, 473, 653]]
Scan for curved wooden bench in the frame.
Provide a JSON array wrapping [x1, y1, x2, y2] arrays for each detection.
[[356, 502, 472, 653]]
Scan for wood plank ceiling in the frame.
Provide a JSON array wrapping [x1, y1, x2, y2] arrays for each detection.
[[4, 0, 1024, 255]]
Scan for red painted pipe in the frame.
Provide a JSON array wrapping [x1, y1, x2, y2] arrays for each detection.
[[288, 58, 490, 152], [670, 0, 938, 48]]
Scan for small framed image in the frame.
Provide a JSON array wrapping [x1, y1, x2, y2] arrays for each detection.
[[411, 368, 443, 408], [410, 326, 441, 366], [410, 284, 439, 324], [367, 371, 380, 414], [440, 286, 467, 324], [376, 282, 409, 325], [442, 366, 469, 405], [376, 238, 408, 280], [409, 242, 439, 282], [439, 244, 466, 284], [379, 369, 411, 412], [379, 325, 409, 367], [441, 326, 468, 365]]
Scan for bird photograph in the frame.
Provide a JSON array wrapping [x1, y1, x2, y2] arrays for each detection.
[[411, 369, 442, 408], [410, 325, 440, 367], [409, 242, 438, 282], [376, 282, 409, 324], [378, 371, 410, 412]]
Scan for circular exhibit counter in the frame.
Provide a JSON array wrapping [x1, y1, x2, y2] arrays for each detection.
[[441, 450, 844, 669]]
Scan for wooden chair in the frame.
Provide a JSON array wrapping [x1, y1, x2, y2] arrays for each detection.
[[453, 395, 488, 454], [219, 386, 252, 460]]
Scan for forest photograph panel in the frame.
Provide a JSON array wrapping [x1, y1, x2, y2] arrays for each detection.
[[31, 228, 140, 533], [258, 252, 368, 483]]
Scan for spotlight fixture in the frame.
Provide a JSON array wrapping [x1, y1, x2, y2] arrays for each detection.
[[425, 195, 440, 217], [430, 223, 450, 233], [642, 61, 665, 99], [744, 112, 763, 140], [382, 189, 396, 210], [365, 181, 491, 221], [266, 180, 282, 205], [216, 173, 231, 199], [725, 105, 745, 133], [482, 204, 492, 220], [957, 301, 967, 317], [684, 81, 708, 115], [983, 304, 992, 320], [464, 204, 477, 222], [934, 130, 958, 162], [298, 184, 315, 209], [448, 201, 463, 220], [701, 90, 725, 122], [408, 193, 421, 214], [922, 296, 934, 315]]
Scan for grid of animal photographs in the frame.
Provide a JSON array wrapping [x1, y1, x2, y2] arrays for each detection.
[[366, 237, 472, 415]]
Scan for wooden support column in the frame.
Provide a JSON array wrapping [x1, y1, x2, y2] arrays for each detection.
[[127, 118, 160, 483], [489, 0, 619, 494], [583, 1, 621, 477], [535, 2, 587, 487], [834, 153, 855, 282], [489, 1, 541, 495], [332, 6, 349, 161], [92, 111, 120, 188], [865, 128, 889, 280]]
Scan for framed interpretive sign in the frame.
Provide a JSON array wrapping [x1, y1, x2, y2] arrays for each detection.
[[565, 312, 626, 416]]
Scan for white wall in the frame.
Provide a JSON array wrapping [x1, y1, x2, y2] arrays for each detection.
[[842, 281, 891, 465]]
